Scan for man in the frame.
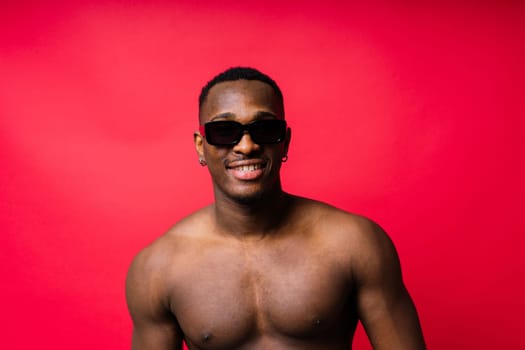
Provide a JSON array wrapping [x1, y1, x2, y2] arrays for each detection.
[[126, 67, 426, 349]]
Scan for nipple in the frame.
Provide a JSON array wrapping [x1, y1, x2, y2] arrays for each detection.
[[202, 333, 213, 343]]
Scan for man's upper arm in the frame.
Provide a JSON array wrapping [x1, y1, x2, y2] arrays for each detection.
[[352, 219, 426, 350], [126, 249, 183, 350]]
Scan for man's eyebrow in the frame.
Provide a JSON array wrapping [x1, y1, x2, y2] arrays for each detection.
[[210, 112, 235, 121], [254, 111, 278, 118], [210, 111, 278, 121]]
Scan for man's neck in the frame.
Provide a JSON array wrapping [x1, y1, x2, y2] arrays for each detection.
[[212, 188, 292, 239]]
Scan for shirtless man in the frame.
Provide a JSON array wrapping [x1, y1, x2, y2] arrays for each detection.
[[126, 67, 426, 349]]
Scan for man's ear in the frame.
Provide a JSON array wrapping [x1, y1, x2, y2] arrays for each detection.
[[194, 131, 205, 160]]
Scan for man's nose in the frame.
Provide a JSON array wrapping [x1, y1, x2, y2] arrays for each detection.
[[233, 131, 261, 154]]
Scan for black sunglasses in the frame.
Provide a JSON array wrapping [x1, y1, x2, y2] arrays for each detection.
[[199, 119, 287, 146]]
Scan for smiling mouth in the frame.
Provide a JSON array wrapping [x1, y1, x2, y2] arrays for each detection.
[[227, 162, 266, 180], [232, 164, 264, 172]]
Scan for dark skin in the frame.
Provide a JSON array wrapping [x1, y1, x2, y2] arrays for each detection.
[[126, 80, 426, 349]]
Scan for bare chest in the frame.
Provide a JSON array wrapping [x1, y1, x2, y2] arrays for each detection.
[[168, 240, 354, 348]]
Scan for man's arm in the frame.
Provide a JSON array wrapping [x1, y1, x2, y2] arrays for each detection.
[[352, 219, 426, 350], [126, 249, 183, 350]]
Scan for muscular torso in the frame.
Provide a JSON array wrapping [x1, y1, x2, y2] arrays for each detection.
[[128, 197, 425, 350], [159, 199, 360, 349]]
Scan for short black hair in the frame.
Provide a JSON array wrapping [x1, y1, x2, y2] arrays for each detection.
[[199, 67, 284, 109]]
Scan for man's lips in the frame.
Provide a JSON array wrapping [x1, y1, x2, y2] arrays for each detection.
[[226, 159, 266, 168], [226, 159, 267, 181]]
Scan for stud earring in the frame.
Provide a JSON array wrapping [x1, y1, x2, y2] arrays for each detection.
[[282, 155, 288, 163], [199, 158, 207, 166]]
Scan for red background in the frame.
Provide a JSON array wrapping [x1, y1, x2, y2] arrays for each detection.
[[1, 1, 524, 349]]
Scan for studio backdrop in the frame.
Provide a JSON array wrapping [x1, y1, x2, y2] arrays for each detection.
[[1, 1, 524, 349]]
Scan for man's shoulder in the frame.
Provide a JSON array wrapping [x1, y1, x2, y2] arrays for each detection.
[[165, 204, 215, 240], [128, 205, 214, 273], [294, 196, 400, 277], [293, 196, 379, 233], [292, 196, 391, 251]]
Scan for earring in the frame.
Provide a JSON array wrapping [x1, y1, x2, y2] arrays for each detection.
[[199, 158, 207, 166], [282, 155, 288, 163]]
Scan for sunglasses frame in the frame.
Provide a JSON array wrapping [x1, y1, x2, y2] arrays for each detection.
[[199, 119, 288, 146]]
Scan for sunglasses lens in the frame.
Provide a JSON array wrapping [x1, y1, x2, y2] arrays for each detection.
[[250, 120, 286, 144], [205, 121, 242, 145], [203, 119, 287, 146]]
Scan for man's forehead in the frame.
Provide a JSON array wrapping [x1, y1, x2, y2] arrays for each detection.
[[200, 80, 283, 120], [207, 79, 276, 101]]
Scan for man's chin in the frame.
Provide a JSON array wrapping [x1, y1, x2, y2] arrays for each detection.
[[216, 180, 280, 205], [230, 190, 265, 205]]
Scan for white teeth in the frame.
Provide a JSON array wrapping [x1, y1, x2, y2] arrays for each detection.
[[235, 164, 262, 172]]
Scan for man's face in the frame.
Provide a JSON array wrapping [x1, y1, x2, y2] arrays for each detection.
[[195, 79, 290, 204]]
